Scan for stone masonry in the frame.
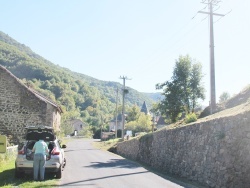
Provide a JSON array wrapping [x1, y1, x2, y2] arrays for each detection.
[[0, 65, 62, 145], [117, 102, 250, 188]]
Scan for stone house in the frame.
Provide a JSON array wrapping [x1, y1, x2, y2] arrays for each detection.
[[109, 113, 123, 132], [69, 119, 86, 133], [109, 101, 150, 132], [0, 65, 62, 145], [156, 116, 167, 129]]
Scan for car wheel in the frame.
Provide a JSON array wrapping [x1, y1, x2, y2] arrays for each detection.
[[15, 166, 21, 178], [56, 166, 62, 179]]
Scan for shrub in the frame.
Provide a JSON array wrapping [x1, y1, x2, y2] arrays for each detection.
[[185, 113, 197, 124]]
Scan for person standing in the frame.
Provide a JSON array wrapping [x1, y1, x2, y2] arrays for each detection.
[[32, 135, 49, 181]]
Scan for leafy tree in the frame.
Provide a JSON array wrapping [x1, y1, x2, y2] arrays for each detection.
[[60, 121, 74, 136], [172, 55, 191, 113], [150, 103, 161, 116], [71, 82, 79, 92], [51, 84, 65, 98], [156, 55, 205, 122], [219, 92, 230, 103], [125, 112, 152, 134], [61, 110, 81, 123], [158, 81, 183, 122], [42, 80, 53, 90], [189, 63, 205, 112], [126, 105, 141, 122], [77, 126, 93, 138], [59, 95, 76, 111], [81, 110, 90, 119]]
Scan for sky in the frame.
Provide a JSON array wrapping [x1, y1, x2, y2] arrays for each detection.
[[0, 0, 249, 106]]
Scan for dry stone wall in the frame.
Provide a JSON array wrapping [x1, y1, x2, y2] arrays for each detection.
[[117, 104, 250, 188]]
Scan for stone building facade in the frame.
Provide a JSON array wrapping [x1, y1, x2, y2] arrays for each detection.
[[0, 65, 62, 145], [69, 119, 86, 133], [109, 114, 123, 132]]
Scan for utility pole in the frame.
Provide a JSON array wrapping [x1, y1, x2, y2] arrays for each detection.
[[115, 87, 118, 138], [119, 76, 130, 140], [151, 115, 156, 133], [100, 115, 103, 141], [198, 0, 224, 114]]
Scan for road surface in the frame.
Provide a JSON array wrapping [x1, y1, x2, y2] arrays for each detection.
[[59, 139, 192, 188]]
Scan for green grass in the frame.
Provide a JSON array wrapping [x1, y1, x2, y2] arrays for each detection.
[[0, 155, 59, 188], [93, 138, 122, 151]]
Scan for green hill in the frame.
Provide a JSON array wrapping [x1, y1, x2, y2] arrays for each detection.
[[0, 31, 157, 128]]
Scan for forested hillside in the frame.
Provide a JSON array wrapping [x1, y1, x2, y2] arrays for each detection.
[[0, 31, 156, 129]]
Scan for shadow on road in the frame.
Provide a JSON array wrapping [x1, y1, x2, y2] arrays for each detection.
[[59, 171, 148, 187], [64, 148, 98, 153], [84, 158, 141, 169]]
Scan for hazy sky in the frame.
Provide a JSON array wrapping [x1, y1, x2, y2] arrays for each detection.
[[0, 0, 249, 105]]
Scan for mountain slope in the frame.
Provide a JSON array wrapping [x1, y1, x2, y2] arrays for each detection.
[[0, 31, 155, 126]]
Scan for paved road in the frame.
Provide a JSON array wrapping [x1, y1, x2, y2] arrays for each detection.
[[59, 139, 186, 188]]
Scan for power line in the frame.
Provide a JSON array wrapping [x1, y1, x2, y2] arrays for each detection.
[[127, 10, 203, 75], [132, 17, 207, 76]]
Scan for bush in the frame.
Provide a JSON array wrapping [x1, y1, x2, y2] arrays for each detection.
[[185, 113, 197, 124], [77, 126, 93, 138]]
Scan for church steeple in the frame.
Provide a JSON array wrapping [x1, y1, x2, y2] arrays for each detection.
[[140, 101, 149, 115]]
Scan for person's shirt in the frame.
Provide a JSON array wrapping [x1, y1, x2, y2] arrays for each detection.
[[32, 140, 49, 155]]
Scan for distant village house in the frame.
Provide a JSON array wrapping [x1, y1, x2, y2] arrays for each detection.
[[68, 119, 86, 135], [109, 101, 150, 133]]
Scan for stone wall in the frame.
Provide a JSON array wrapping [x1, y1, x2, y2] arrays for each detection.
[[117, 103, 250, 188], [0, 67, 60, 144], [46, 103, 61, 132]]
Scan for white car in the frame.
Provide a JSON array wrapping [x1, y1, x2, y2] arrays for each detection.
[[15, 126, 66, 179]]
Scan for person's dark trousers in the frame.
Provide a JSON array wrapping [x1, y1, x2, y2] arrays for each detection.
[[33, 153, 46, 180]]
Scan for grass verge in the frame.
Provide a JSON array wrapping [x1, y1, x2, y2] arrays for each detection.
[[92, 138, 122, 151], [0, 154, 59, 188]]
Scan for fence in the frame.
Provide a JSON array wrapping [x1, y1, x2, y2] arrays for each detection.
[[0, 145, 18, 159], [7, 145, 18, 155]]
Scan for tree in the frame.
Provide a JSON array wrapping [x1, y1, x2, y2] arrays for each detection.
[[77, 126, 93, 138], [125, 112, 152, 134], [189, 63, 205, 112], [159, 81, 184, 122], [126, 105, 140, 122], [172, 55, 192, 113], [156, 55, 205, 122], [219, 92, 230, 103], [60, 121, 74, 136]]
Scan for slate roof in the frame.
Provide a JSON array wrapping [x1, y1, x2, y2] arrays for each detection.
[[157, 116, 166, 125], [141, 101, 149, 114]]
